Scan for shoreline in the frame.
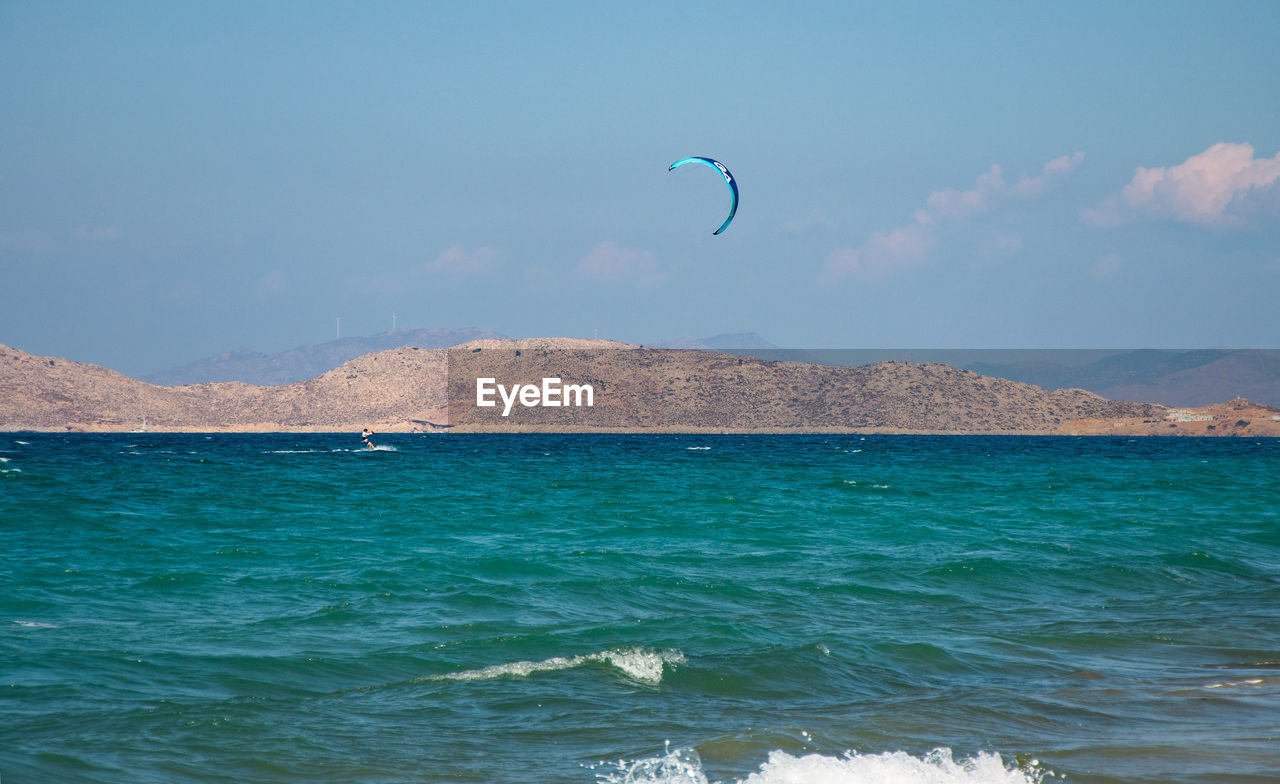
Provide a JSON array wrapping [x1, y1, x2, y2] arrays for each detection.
[[5, 425, 1278, 438]]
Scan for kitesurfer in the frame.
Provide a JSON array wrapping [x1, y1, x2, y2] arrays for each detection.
[[361, 428, 375, 449]]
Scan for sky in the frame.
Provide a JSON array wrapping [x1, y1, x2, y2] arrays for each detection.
[[2, 1, 1279, 376]]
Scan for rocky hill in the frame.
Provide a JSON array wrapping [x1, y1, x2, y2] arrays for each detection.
[[1, 343, 448, 432], [0, 340, 1220, 435], [1061, 397, 1280, 438], [446, 346, 1161, 432]]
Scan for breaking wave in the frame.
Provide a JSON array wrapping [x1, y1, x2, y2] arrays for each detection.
[[594, 746, 1051, 784], [425, 646, 685, 686]]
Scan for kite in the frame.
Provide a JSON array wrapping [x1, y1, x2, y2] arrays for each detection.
[[669, 156, 738, 235]]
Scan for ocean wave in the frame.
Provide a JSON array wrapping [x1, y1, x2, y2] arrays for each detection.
[[1204, 676, 1280, 690], [594, 746, 1050, 784], [424, 646, 684, 686]]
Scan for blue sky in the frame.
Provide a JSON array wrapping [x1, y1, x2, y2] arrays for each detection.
[[3, 1, 1278, 375]]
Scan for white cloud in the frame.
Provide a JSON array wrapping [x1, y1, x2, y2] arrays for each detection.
[[823, 152, 1083, 281], [424, 244, 499, 277], [1012, 152, 1086, 197], [922, 164, 1006, 220], [822, 247, 861, 278], [1084, 142, 1280, 228], [823, 224, 934, 280], [575, 241, 664, 288]]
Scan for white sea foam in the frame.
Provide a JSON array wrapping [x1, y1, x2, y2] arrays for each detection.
[[267, 449, 321, 454], [687, 446, 711, 450], [594, 744, 708, 784], [1205, 677, 1277, 689], [13, 620, 58, 629], [428, 646, 684, 686], [595, 746, 1049, 784]]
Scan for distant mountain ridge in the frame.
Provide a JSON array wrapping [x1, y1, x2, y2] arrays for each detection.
[[142, 327, 507, 386], [648, 332, 780, 351], [966, 349, 1280, 407]]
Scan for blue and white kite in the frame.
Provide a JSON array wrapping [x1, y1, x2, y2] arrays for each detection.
[[668, 156, 738, 235]]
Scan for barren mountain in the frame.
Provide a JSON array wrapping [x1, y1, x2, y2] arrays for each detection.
[[0, 340, 1207, 435], [446, 347, 1162, 432], [2, 343, 448, 432]]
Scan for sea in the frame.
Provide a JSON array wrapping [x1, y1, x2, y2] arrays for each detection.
[[2, 433, 1278, 784]]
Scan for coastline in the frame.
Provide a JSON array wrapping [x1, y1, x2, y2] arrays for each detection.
[[4, 341, 1278, 437], [8, 420, 1280, 438]]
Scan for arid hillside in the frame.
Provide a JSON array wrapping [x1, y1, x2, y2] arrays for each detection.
[[1061, 397, 1280, 438], [0, 343, 448, 432], [4, 340, 1271, 435], [445, 345, 1161, 433]]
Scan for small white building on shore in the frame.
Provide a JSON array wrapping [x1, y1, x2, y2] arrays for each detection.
[[1164, 408, 1215, 422]]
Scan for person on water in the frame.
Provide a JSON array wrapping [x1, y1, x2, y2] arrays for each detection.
[[361, 427, 375, 448]]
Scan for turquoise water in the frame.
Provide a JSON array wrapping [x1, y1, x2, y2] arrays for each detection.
[[2, 434, 1278, 783]]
